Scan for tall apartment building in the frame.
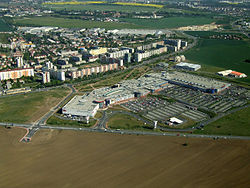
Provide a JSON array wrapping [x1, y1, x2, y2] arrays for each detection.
[[16, 56, 23, 68], [0, 68, 34, 81], [49, 70, 65, 81], [42, 72, 51, 83]]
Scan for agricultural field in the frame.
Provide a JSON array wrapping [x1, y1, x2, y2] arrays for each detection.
[[0, 18, 12, 32], [43, 3, 160, 12], [195, 106, 250, 136], [43, 1, 106, 5], [120, 17, 215, 29], [112, 2, 163, 8], [183, 37, 250, 83], [0, 88, 70, 123], [14, 17, 145, 30], [1, 127, 250, 188], [14, 15, 216, 30]]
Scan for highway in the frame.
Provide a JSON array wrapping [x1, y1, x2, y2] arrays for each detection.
[[1, 122, 250, 141]]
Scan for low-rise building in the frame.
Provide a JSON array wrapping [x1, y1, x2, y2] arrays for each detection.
[[174, 62, 201, 71], [62, 95, 99, 123]]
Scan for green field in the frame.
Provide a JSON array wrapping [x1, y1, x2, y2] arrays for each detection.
[[184, 38, 250, 83], [47, 115, 95, 127], [120, 17, 215, 29], [0, 18, 12, 32], [14, 16, 215, 30], [195, 106, 250, 136], [185, 31, 246, 38], [14, 17, 145, 29], [108, 113, 152, 131], [0, 88, 69, 123]]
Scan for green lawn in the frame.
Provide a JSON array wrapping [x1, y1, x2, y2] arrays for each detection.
[[47, 115, 95, 128], [108, 113, 152, 131], [120, 17, 215, 29], [0, 18, 12, 32], [0, 88, 69, 123], [184, 38, 250, 83], [14, 17, 145, 29], [194, 106, 250, 136]]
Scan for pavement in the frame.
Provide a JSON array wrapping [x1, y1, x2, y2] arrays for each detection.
[[1, 122, 250, 141]]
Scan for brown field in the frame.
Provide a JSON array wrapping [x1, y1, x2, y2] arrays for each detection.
[[0, 127, 250, 188]]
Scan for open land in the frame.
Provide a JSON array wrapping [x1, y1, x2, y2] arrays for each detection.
[[195, 106, 250, 136], [14, 16, 216, 29], [183, 37, 250, 83], [0, 33, 11, 43], [107, 113, 150, 130], [0, 127, 249, 188], [43, 4, 162, 13], [120, 17, 215, 29], [14, 17, 145, 30], [47, 115, 96, 128], [0, 88, 70, 123], [0, 18, 12, 32]]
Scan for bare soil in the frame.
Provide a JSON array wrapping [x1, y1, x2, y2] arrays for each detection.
[[0, 127, 249, 188]]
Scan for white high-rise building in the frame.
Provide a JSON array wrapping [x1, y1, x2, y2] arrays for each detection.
[[42, 72, 51, 83], [16, 56, 23, 68], [46, 61, 54, 70]]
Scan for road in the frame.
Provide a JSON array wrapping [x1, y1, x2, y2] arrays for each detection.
[[1, 122, 250, 141], [19, 84, 76, 142]]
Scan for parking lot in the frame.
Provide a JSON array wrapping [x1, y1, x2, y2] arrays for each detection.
[[121, 97, 208, 124], [159, 85, 247, 113]]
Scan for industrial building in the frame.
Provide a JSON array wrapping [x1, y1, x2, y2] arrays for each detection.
[[217, 70, 247, 78], [217, 70, 232, 76], [229, 71, 247, 78], [162, 72, 231, 93], [174, 62, 201, 71], [0, 68, 34, 81]]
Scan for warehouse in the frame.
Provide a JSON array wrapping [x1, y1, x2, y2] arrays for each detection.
[[217, 70, 247, 78], [164, 72, 231, 93], [217, 70, 232, 76], [229, 71, 247, 78], [174, 62, 201, 71]]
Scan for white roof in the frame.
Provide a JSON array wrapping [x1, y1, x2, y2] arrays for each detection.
[[176, 62, 201, 69], [217, 70, 232, 76], [170, 117, 183, 124]]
